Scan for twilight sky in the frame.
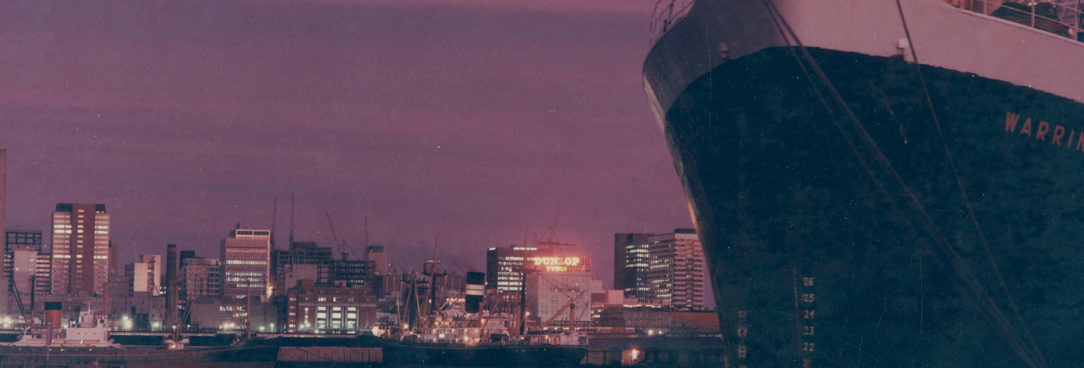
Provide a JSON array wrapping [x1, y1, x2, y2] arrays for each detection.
[[0, 0, 696, 295]]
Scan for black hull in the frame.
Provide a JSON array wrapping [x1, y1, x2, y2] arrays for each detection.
[[380, 340, 586, 368], [0, 344, 279, 366], [659, 47, 1084, 367]]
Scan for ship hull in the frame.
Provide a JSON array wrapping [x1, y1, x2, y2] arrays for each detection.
[[0, 344, 279, 366], [381, 340, 586, 368], [652, 43, 1084, 367]]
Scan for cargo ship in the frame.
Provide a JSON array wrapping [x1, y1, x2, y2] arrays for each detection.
[[643, 0, 1084, 367], [0, 306, 278, 367]]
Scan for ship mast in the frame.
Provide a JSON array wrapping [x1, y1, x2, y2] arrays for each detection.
[[167, 244, 179, 342], [429, 235, 439, 317], [245, 281, 252, 339], [518, 226, 529, 336]]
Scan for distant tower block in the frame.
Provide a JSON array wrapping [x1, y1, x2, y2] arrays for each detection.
[[51, 203, 110, 295], [364, 245, 386, 275], [220, 224, 271, 299]]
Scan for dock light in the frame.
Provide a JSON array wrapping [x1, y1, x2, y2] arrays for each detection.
[[631, 349, 640, 360], [152, 321, 161, 330], [123, 319, 133, 330], [2, 316, 12, 328], [259, 326, 265, 332], [648, 329, 654, 336]]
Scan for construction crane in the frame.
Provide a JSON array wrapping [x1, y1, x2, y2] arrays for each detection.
[[325, 211, 357, 260]]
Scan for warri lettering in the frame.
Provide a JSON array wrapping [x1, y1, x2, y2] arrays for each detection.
[[1004, 111, 1083, 150]]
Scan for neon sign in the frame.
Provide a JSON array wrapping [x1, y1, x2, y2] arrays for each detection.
[[531, 257, 582, 272]]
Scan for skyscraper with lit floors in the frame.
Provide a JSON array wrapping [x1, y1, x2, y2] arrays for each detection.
[[220, 224, 271, 299], [50, 203, 109, 295]]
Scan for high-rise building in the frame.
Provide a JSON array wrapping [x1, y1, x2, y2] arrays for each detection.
[[364, 245, 387, 275], [220, 224, 271, 299], [34, 256, 51, 294], [50, 203, 110, 295], [486, 245, 534, 293], [647, 229, 706, 310], [318, 259, 368, 288], [270, 241, 332, 295], [181, 256, 221, 301], [614, 233, 653, 302], [141, 254, 163, 295], [485, 241, 579, 293]]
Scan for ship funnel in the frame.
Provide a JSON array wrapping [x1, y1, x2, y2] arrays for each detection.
[[44, 302, 62, 328], [466, 272, 485, 313]]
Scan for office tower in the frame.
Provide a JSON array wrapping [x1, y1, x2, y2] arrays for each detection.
[[485, 245, 535, 293], [270, 241, 332, 295], [614, 233, 653, 302], [181, 256, 221, 301], [364, 245, 387, 275], [318, 259, 368, 288], [220, 224, 271, 299], [50, 203, 110, 295], [485, 241, 580, 293], [647, 229, 706, 310]]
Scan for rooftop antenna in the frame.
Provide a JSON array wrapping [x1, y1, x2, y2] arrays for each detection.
[[289, 191, 295, 248]]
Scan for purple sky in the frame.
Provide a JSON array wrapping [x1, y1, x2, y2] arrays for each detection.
[[0, 0, 696, 296]]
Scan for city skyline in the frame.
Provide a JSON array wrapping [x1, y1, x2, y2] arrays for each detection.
[[0, 0, 694, 293]]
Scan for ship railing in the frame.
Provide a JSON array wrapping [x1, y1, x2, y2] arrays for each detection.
[[950, 0, 1084, 41], [649, 0, 696, 44]]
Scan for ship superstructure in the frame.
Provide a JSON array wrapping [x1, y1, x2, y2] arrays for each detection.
[[5, 306, 118, 348], [644, 0, 1084, 367]]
